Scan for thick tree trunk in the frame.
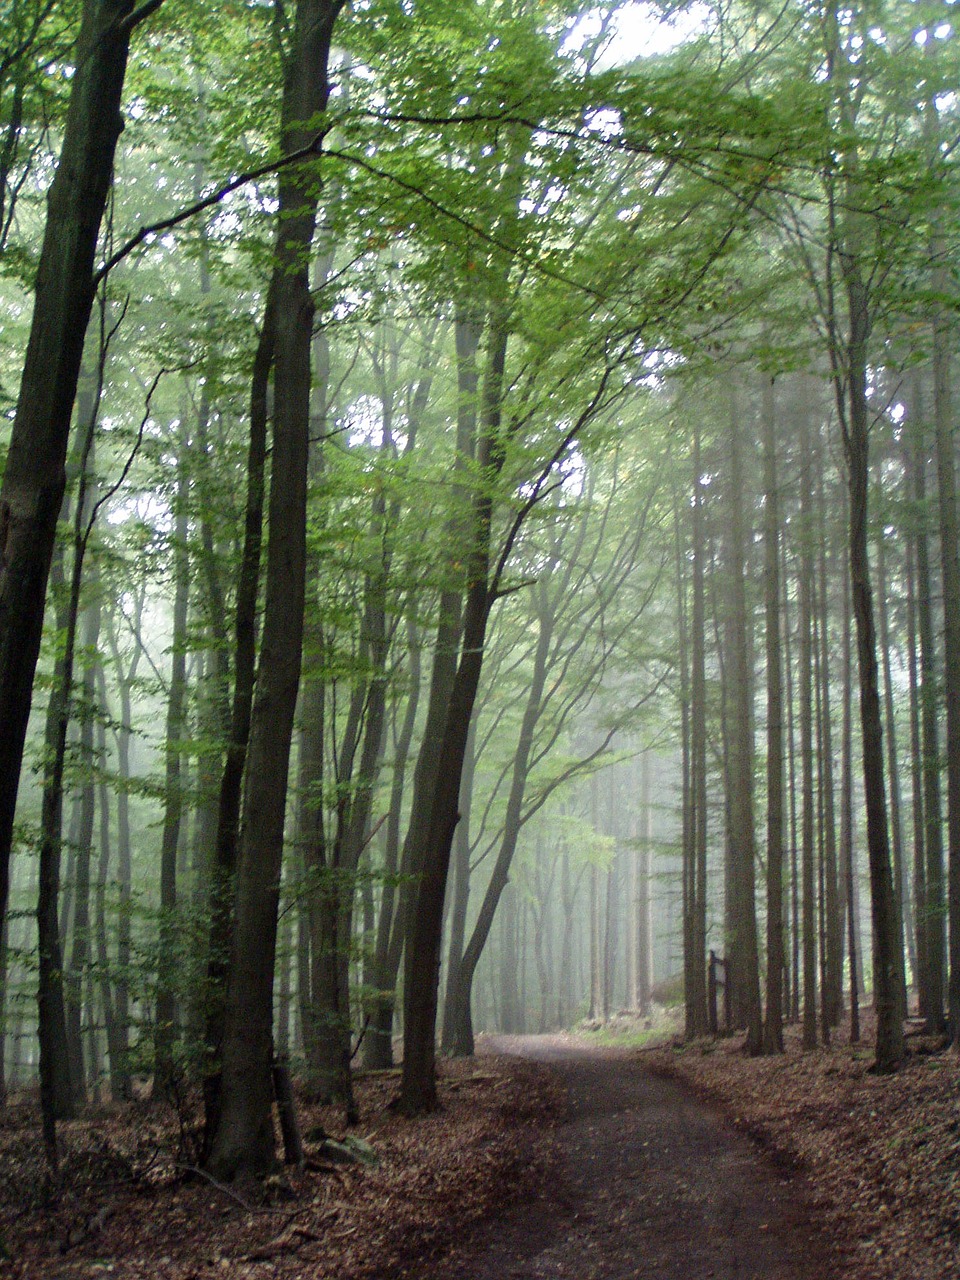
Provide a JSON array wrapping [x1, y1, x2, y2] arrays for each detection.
[[0, 0, 160, 934], [202, 296, 273, 1140], [206, 0, 343, 1180]]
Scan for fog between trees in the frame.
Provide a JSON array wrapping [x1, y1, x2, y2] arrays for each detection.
[[0, 0, 957, 1177]]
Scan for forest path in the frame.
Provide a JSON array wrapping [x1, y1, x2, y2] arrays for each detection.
[[425, 1034, 838, 1280]]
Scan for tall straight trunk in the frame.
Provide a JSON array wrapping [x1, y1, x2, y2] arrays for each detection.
[[206, 0, 344, 1180], [816, 461, 842, 1031], [837, 265, 904, 1069], [66, 591, 100, 1100], [637, 755, 653, 1015], [761, 377, 784, 1054], [626, 801, 638, 1010], [782, 534, 799, 1022], [0, 0, 164, 933], [875, 500, 911, 1000], [499, 883, 521, 1033], [904, 493, 928, 1023], [36, 540, 77, 1142], [364, 618, 420, 1069], [908, 377, 945, 1030], [840, 542, 860, 1041], [558, 845, 574, 1027], [202, 296, 272, 1139], [95, 666, 127, 1099], [675, 500, 694, 1028], [39, 398, 105, 1154], [687, 424, 709, 1037], [154, 434, 190, 1094], [722, 385, 761, 1053], [603, 858, 616, 1022], [798, 408, 818, 1050], [931, 266, 960, 1041], [105, 603, 141, 1100], [825, 1, 903, 1068], [589, 862, 601, 1021]]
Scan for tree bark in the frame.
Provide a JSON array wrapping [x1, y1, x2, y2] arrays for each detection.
[[0, 0, 163, 934], [154, 425, 190, 1095], [761, 376, 784, 1054], [722, 383, 762, 1054], [206, 0, 344, 1180]]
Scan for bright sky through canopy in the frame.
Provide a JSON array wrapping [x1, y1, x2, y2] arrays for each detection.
[[574, 2, 710, 66]]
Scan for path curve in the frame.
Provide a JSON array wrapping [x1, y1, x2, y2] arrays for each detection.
[[428, 1034, 838, 1280]]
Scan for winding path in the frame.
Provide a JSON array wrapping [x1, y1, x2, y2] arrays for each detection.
[[430, 1035, 838, 1280]]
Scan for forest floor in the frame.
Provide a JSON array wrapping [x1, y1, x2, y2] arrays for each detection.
[[646, 1012, 960, 1280], [0, 1013, 956, 1278]]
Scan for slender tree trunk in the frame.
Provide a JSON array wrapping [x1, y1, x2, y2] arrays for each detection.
[[875, 496, 910, 1009], [838, 265, 905, 1070], [762, 376, 784, 1054], [687, 424, 709, 1037], [798, 408, 818, 1050], [364, 618, 420, 1069], [908, 376, 946, 1030], [931, 268, 960, 1042], [816, 458, 842, 1031], [440, 714, 477, 1053], [95, 666, 127, 1099], [638, 755, 653, 1015], [782, 534, 799, 1022], [444, 577, 554, 1056], [904, 479, 928, 1024], [840, 556, 860, 1042], [154, 432, 190, 1095]]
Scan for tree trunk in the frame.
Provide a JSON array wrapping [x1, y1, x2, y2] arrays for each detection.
[[908, 375, 945, 1030], [722, 384, 762, 1053], [206, 0, 344, 1180], [686, 424, 709, 1037], [154, 430, 190, 1095], [838, 263, 904, 1070], [637, 754, 654, 1016], [798, 407, 817, 1050], [761, 376, 784, 1054], [816, 454, 842, 1032], [930, 265, 960, 1042], [0, 0, 162, 934]]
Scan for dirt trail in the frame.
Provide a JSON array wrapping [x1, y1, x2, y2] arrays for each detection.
[[425, 1034, 839, 1280]]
